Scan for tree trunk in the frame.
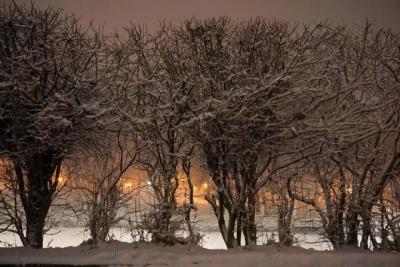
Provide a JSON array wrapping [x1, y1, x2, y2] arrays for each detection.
[[245, 191, 257, 246], [236, 209, 243, 246], [24, 177, 54, 248], [14, 151, 62, 248], [346, 210, 359, 247], [25, 210, 47, 248], [278, 198, 294, 246], [154, 203, 172, 242], [89, 204, 100, 242], [226, 211, 238, 248], [360, 214, 372, 249], [206, 192, 239, 249], [337, 210, 345, 248]]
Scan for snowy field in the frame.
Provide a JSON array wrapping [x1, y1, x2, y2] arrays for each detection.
[[0, 215, 397, 266], [0, 241, 398, 267], [0, 214, 331, 250], [0, 226, 330, 250]]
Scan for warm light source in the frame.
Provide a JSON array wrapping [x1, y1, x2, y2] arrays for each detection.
[[203, 183, 208, 189]]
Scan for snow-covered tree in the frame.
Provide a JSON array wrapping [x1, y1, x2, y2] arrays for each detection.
[[0, 3, 111, 248], [113, 24, 201, 244], [178, 18, 341, 248], [288, 23, 400, 250], [66, 130, 140, 244]]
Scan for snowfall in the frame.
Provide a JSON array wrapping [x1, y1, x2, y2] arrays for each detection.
[[1, 214, 399, 266]]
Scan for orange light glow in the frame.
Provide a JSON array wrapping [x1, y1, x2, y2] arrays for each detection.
[[124, 182, 132, 188]]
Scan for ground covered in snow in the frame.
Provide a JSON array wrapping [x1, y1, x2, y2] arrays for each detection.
[[0, 241, 398, 267], [0, 214, 331, 250]]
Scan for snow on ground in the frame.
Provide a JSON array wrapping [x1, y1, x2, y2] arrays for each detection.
[[0, 214, 394, 266], [0, 226, 330, 250], [0, 214, 331, 251], [0, 241, 398, 267]]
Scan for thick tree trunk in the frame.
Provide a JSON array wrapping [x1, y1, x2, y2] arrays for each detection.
[[360, 205, 374, 250], [360, 216, 371, 249], [337, 211, 345, 248], [151, 172, 178, 244], [25, 210, 47, 248], [246, 192, 257, 246], [213, 193, 230, 247], [89, 205, 100, 242], [153, 203, 172, 242], [24, 174, 54, 248], [89, 206, 111, 243], [277, 198, 294, 246], [346, 210, 359, 247], [326, 220, 345, 250], [236, 210, 243, 246], [337, 170, 346, 248], [243, 199, 256, 246], [14, 151, 61, 248], [226, 211, 238, 248]]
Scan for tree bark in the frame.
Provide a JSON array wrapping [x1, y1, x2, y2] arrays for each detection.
[[277, 197, 294, 246], [246, 191, 257, 246], [14, 151, 61, 248], [346, 210, 359, 247], [24, 173, 54, 248]]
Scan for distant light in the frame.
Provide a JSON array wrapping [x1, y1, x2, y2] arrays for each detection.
[[147, 180, 152, 186], [193, 186, 197, 191], [203, 183, 208, 189]]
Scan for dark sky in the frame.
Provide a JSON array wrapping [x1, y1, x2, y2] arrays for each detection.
[[8, 0, 400, 32]]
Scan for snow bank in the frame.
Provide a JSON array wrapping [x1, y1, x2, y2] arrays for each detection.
[[0, 242, 398, 267]]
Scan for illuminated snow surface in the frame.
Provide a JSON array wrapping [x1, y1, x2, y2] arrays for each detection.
[[0, 214, 330, 250], [0, 226, 330, 250], [1, 215, 397, 266]]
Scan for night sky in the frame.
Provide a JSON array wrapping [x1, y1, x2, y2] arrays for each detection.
[[9, 0, 400, 32]]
